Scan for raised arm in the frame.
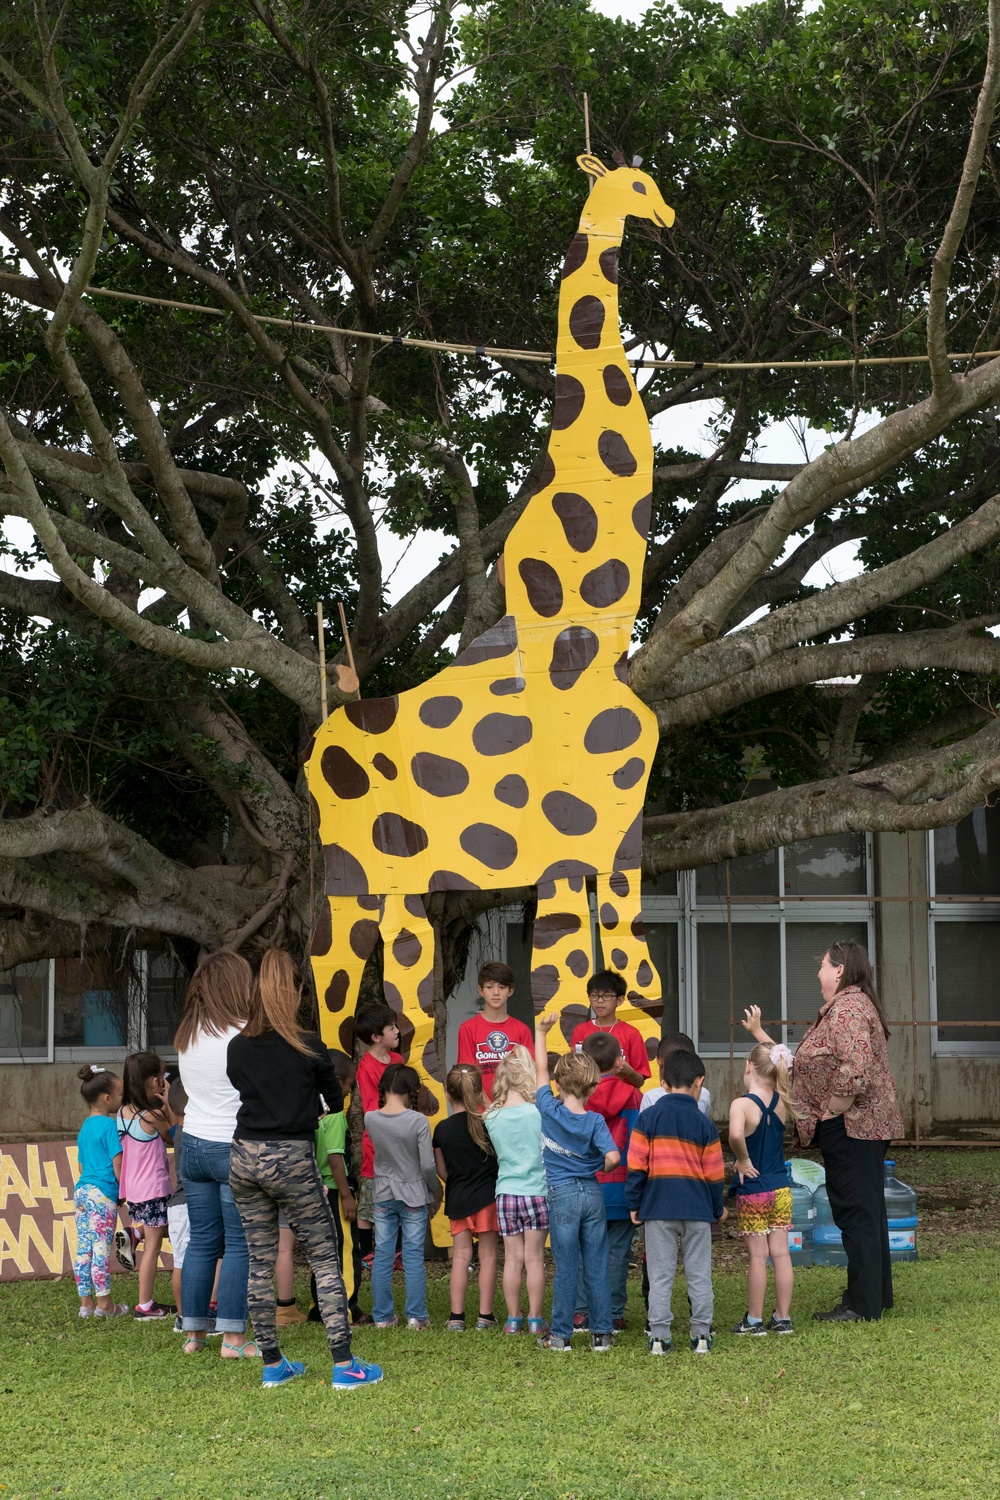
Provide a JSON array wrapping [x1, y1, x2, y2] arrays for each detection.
[[535, 1012, 558, 1088], [741, 1005, 775, 1046]]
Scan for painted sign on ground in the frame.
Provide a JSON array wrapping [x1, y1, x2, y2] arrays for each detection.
[[0, 1141, 175, 1281]]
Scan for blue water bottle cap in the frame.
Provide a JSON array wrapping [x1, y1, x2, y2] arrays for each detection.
[[885, 1159, 895, 1169]]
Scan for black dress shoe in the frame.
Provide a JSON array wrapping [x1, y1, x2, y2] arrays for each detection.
[[813, 1303, 864, 1322]]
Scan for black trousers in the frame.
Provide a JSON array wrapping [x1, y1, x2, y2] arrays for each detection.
[[816, 1116, 892, 1320], [310, 1187, 362, 1317]]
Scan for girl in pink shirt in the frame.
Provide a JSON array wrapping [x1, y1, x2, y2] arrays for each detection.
[[117, 1051, 174, 1319]]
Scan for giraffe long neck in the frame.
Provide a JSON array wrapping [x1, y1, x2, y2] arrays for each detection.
[[502, 203, 652, 668]]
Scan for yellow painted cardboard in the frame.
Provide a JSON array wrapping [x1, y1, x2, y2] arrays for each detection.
[[308, 159, 676, 1236]]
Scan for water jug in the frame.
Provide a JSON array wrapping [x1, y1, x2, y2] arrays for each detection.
[[811, 1183, 848, 1266], [786, 1163, 815, 1267], [884, 1160, 918, 1262]]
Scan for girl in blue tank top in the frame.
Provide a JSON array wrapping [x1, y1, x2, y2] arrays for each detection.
[[728, 1043, 800, 1336]]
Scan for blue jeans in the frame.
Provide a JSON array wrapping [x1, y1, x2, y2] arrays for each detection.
[[548, 1178, 611, 1339], [576, 1216, 635, 1322], [180, 1134, 248, 1333], [371, 1199, 429, 1323]]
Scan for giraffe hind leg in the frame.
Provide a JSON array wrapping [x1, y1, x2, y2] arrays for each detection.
[[597, 870, 661, 1060], [531, 877, 594, 1056], [380, 892, 449, 1245], [312, 895, 383, 1054]]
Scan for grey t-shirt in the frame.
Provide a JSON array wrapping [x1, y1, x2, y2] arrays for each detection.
[[364, 1108, 439, 1207]]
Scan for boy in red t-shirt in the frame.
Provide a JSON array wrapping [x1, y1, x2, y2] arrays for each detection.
[[354, 1003, 402, 1251], [574, 1031, 642, 1332], [570, 969, 651, 1088], [455, 962, 533, 1099]]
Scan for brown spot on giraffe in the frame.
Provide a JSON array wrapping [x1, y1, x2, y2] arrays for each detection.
[[453, 615, 517, 666], [613, 757, 645, 789], [566, 949, 591, 978], [324, 844, 369, 896], [518, 557, 563, 616], [584, 706, 642, 754], [533, 912, 583, 949], [460, 823, 518, 870], [603, 365, 632, 405], [553, 374, 586, 429], [599, 246, 620, 284], [561, 233, 588, 278], [548, 626, 599, 691], [372, 813, 429, 857], [419, 696, 463, 729], [580, 558, 630, 608], [600, 902, 619, 929], [490, 677, 525, 696], [345, 697, 398, 734], [551, 493, 598, 553], [372, 752, 398, 780], [569, 295, 605, 349], [541, 790, 598, 836], [325, 970, 351, 1013], [349, 919, 380, 959], [598, 430, 637, 477], [472, 713, 533, 756], [632, 493, 652, 539], [494, 774, 529, 807], [411, 752, 470, 798], [321, 745, 370, 800], [393, 929, 423, 968]]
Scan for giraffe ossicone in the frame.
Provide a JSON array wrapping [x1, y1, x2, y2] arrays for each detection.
[[307, 155, 677, 1145]]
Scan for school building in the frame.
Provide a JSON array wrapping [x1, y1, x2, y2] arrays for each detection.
[[3, 805, 1000, 1139]]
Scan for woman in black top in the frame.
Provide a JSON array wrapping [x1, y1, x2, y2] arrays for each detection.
[[432, 1064, 499, 1331], [227, 948, 383, 1391]]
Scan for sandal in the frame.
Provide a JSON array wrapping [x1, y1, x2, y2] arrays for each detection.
[[183, 1336, 208, 1354], [221, 1339, 260, 1359]]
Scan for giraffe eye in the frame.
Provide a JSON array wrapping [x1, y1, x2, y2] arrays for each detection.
[[632, 181, 647, 195]]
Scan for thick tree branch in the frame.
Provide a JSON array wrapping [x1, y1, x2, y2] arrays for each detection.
[[643, 717, 1000, 875]]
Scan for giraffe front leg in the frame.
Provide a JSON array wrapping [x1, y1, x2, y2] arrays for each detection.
[[596, 871, 661, 1062], [531, 877, 595, 1057], [311, 895, 384, 1054], [381, 892, 448, 1244]]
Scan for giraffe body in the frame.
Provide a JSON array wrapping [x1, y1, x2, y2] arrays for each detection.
[[308, 158, 676, 1142]]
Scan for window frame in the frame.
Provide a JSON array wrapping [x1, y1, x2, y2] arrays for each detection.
[[0, 958, 55, 1064], [928, 827, 1000, 1055]]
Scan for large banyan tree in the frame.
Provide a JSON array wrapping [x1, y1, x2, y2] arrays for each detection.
[[2, 0, 1000, 1003]]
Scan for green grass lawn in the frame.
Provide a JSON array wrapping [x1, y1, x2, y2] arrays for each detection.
[[3, 1155, 999, 1500]]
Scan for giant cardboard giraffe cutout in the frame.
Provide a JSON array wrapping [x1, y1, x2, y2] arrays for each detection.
[[308, 154, 676, 1126]]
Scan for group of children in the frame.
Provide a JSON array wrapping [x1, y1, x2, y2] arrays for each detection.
[[72, 956, 800, 1356]]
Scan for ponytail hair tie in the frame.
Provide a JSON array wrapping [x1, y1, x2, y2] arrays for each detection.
[[90, 1063, 106, 1075], [769, 1043, 793, 1071]]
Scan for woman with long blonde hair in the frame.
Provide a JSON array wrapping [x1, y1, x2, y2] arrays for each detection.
[[483, 1045, 549, 1336], [226, 948, 384, 1391], [728, 1041, 800, 1336], [175, 950, 255, 1358]]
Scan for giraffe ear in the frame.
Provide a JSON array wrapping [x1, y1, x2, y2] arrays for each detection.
[[576, 153, 608, 178]]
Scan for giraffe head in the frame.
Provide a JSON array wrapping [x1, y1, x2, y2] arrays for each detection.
[[576, 153, 675, 230]]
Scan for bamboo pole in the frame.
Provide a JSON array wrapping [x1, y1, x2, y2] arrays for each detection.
[[317, 602, 328, 722]]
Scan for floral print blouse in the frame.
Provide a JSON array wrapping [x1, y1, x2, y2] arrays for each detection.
[[792, 985, 904, 1146]]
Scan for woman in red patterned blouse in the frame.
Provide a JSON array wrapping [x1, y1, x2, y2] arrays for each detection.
[[744, 939, 903, 1324]]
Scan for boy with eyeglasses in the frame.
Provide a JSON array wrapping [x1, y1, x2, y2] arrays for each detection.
[[570, 970, 651, 1090]]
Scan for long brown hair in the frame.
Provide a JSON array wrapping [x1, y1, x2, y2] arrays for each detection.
[[174, 951, 252, 1053], [445, 1064, 492, 1153], [826, 939, 890, 1038], [243, 948, 313, 1056]]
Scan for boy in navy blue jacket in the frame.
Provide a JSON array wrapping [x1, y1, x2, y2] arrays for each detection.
[[626, 1050, 725, 1355]]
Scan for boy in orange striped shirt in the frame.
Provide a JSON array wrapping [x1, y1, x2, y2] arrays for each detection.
[[626, 1050, 726, 1356]]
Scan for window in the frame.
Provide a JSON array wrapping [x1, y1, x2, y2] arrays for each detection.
[[55, 956, 129, 1048], [0, 962, 53, 1061], [930, 811, 1000, 1053], [679, 837, 873, 1056]]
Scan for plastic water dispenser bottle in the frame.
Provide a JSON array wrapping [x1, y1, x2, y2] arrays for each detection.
[[785, 1163, 815, 1267], [811, 1183, 848, 1266], [884, 1160, 918, 1261]]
